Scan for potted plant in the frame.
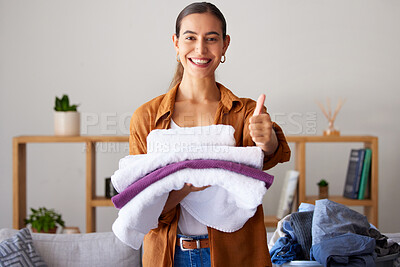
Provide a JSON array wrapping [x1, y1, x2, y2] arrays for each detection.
[[24, 207, 65, 233], [317, 179, 329, 199], [54, 94, 80, 136]]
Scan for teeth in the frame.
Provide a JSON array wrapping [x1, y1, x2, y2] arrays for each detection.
[[191, 58, 210, 65]]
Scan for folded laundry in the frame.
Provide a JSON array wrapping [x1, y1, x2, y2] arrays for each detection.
[[112, 159, 274, 209], [146, 124, 236, 153], [112, 166, 272, 249], [112, 146, 264, 193], [112, 125, 274, 249]]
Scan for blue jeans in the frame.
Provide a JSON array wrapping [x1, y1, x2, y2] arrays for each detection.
[[174, 234, 211, 267]]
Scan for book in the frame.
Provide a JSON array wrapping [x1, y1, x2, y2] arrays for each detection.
[[358, 148, 372, 200], [364, 172, 371, 199], [276, 170, 299, 219], [343, 149, 366, 199]]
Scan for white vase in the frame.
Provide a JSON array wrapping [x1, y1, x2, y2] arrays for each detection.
[[54, 111, 80, 136]]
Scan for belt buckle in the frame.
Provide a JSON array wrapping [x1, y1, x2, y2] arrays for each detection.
[[179, 237, 201, 251]]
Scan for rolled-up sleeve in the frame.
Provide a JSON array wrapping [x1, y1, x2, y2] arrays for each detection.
[[262, 122, 291, 170]]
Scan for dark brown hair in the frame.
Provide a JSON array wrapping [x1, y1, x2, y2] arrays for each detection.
[[169, 2, 227, 89]]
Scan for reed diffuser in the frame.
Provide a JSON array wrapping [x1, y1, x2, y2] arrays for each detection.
[[317, 98, 345, 136]]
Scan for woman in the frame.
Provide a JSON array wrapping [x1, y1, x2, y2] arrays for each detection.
[[129, 2, 291, 266]]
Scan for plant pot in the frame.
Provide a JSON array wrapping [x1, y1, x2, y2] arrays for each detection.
[[32, 227, 58, 234], [62, 226, 81, 234], [318, 186, 329, 199], [54, 111, 80, 136]]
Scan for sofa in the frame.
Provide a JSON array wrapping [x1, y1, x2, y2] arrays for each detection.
[[0, 228, 142, 267], [1, 228, 399, 267]]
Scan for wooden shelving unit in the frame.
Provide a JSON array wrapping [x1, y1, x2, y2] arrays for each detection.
[[13, 135, 378, 232], [264, 135, 378, 228], [13, 136, 127, 233], [291, 135, 378, 226]]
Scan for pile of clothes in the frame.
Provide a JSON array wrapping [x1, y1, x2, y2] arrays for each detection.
[[269, 199, 400, 266], [111, 125, 274, 249]]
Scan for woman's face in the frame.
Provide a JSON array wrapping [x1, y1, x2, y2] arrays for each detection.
[[173, 12, 230, 80]]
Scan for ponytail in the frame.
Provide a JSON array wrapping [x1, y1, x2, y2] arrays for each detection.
[[169, 62, 184, 90]]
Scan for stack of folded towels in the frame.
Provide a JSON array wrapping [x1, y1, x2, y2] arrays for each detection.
[[111, 125, 274, 249]]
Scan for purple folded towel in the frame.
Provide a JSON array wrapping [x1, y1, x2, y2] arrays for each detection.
[[112, 159, 273, 209]]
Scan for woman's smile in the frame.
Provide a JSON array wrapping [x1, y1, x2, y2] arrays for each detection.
[[189, 57, 212, 68]]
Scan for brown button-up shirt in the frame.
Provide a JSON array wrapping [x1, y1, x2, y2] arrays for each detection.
[[129, 83, 290, 267]]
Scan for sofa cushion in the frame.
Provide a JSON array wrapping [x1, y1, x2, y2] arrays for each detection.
[[0, 229, 141, 267], [0, 228, 47, 266]]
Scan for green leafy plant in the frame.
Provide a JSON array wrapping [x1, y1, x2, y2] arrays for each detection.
[[317, 179, 329, 187], [54, 94, 79, 111], [24, 207, 65, 233]]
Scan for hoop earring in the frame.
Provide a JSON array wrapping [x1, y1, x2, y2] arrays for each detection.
[[176, 54, 180, 62], [220, 55, 226, 63]]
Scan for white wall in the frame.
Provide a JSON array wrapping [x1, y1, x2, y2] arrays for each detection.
[[1, 0, 399, 233]]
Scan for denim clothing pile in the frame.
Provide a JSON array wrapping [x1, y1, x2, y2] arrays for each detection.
[[310, 233, 376, 267], [269, 236, 302, 265], [269, 199, 400, 266]]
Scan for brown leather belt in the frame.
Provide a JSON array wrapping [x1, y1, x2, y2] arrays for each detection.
[[176, 237, 210, 251]]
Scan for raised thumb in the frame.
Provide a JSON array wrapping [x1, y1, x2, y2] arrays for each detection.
[[253, 94, 266, 116]]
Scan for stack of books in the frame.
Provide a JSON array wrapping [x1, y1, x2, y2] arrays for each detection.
[[343, 148, 372, 200]]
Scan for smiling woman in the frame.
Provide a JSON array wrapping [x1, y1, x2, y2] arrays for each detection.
[[169, 2, 228, 90], [125, 2, 291, 267]]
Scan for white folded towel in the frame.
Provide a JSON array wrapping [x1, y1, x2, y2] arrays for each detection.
[[112, 167, 267, 249], [146, 124, 236, 153], [112, 146, 264, 193]]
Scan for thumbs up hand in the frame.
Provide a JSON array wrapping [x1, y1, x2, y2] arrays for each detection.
[[249, 94, 278, 155]]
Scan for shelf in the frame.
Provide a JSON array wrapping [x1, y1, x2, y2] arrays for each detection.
[[13, 135, 378, 231], [91, 197, 114, 207], [264, 215, 279, 228], [282, 135, 379, 227], [14, 135, 129, 143], [12, 135, 129, 233], [286, 136, 377, 143]]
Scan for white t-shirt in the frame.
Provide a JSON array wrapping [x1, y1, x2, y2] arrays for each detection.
[[170, 119, 209, 236]]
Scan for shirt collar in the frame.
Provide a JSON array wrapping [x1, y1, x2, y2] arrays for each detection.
[[155, 83, 179, 125], [218, 82, 244, 113], [155, 82, 243, 125]]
